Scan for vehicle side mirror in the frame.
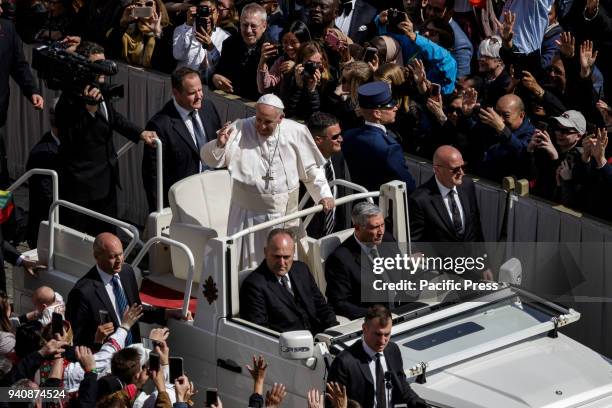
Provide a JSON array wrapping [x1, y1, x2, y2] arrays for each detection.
[[279, 330, 314, 360], [499, 257, 522, 285]]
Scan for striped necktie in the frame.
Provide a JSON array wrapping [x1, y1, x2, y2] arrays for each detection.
[[324, 160, 336, 235], [111, 275, 132, 345]]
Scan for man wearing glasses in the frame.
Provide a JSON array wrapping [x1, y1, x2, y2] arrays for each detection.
[[342, 81, 416, 194], [172, 0, 230, 84], [305, 112, 348, 238], [211, 2, 267, 100], [408, 145, 492, 280]]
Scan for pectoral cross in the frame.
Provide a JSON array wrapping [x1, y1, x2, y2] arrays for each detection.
[[262, 170, 274, 190]]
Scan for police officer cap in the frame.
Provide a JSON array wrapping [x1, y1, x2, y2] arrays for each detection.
[[358, 81, 396, 109]]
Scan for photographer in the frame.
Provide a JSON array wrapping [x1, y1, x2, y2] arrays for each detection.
[[54, 42, 157, 236], [172, 0, 229, 84], [284, 41, 336, 120], [106, 0, 175, 73], [256, 20, 310, 95]]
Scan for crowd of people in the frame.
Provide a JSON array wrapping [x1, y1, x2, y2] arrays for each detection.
[[3, 0, 610, 236]]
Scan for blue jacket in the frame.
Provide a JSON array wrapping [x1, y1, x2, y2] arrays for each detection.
[[390, 32, 457, 94], [450, 19, 473, 78], [483, 118, 535, 181], [342, 124, 416, 193]]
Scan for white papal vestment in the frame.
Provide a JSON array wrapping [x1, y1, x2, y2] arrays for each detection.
[[201, 116, 332, 268]]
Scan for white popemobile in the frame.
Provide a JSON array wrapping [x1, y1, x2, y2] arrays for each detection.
[[9, 141, 612, 407]]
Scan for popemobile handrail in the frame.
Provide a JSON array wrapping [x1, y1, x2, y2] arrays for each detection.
[[227, 191, 380, 242], [155, 138, 163, 214], [131, 236, 195, 317], [116, 138, 164, 214], [47, 200, 141, 269], [8, 169, 59, 223]]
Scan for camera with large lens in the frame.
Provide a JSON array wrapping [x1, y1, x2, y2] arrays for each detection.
[[32, 43, 124, 103], [303, 60, 321, 78], [195, 5, 211, 31]]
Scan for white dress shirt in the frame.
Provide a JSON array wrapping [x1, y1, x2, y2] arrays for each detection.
[[96, 265, 125, 321], [435, 177, 465, 230], [172, 24, 229, 75], [277, 272, 293, 291], [362, 339, 391, 407], [364, 121, 387, 134], [173, 98, 207, 171], [335, 0, 355, 36]]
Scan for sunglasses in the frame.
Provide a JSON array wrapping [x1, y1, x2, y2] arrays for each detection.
[[435, 164, 467, 174], [329, 132, 342, 140], [134, 1, 154, 6]]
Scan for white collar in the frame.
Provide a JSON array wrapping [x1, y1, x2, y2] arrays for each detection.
[[354, 232, 376, 254], [49, 130, 60, 146], [361, 338, 380, 359], [364, 121, 386, 133], [173, 97, 195, 121], [435, 176, 457, 197], [96, 265, 116, 285]]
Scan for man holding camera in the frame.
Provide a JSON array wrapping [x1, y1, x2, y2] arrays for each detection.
[[55, 41, 157, 235], [173, 0, 229, 84]]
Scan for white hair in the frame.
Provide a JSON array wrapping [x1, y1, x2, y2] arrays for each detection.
[[240, 3, 267, 23]]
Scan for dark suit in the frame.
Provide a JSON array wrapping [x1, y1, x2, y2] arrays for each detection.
[[342, 124, 416, 194], [325, 234, 405, 320], [142, 100, 221, 212], [303, 153, 348, 239], [0, 18, 39, 128], [409, 176, 486, 279], [66, 264, 165, 348], [55, 92, 142, 234], [213, 34, 263, 101], [25, 131, 60, 247], [409, 176, 484, 243], [346, 0, 378, 45], [328, 340, 424, 408], [240, 260, 338, 334]]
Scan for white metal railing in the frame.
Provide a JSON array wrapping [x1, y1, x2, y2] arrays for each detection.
[[117, 138, 163, 213], [131, 236, 194, 317], [47, 200, 141, 269], [154, 138, 163, 213], [227, 191, 379, 241], [297, 179, 374, 232], [8, 169, 59, 222]]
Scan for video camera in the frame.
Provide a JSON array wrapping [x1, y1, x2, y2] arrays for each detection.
[[32, 43, 124, 103]]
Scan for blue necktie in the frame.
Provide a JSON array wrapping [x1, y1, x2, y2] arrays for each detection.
[[111, 275, 133, 345]]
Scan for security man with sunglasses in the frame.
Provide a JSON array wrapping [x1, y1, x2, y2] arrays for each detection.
[[408, 145, 493, 280], [342, 81, 416, 194]]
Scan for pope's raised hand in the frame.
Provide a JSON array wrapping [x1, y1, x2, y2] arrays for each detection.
[[216, 121, 233, 148]]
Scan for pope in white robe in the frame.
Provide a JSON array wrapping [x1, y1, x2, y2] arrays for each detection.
[[201, 94, 334, 268]]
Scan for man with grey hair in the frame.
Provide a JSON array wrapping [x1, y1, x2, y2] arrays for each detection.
[[211, 2, 268, 100], [325, 202, 398, 320], [202, 94, 334, 269]]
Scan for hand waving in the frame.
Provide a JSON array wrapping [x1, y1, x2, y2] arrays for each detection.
[[555, 32, 575, 58], [579, 40, 598, 78], [265, 383, 287, 408]]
